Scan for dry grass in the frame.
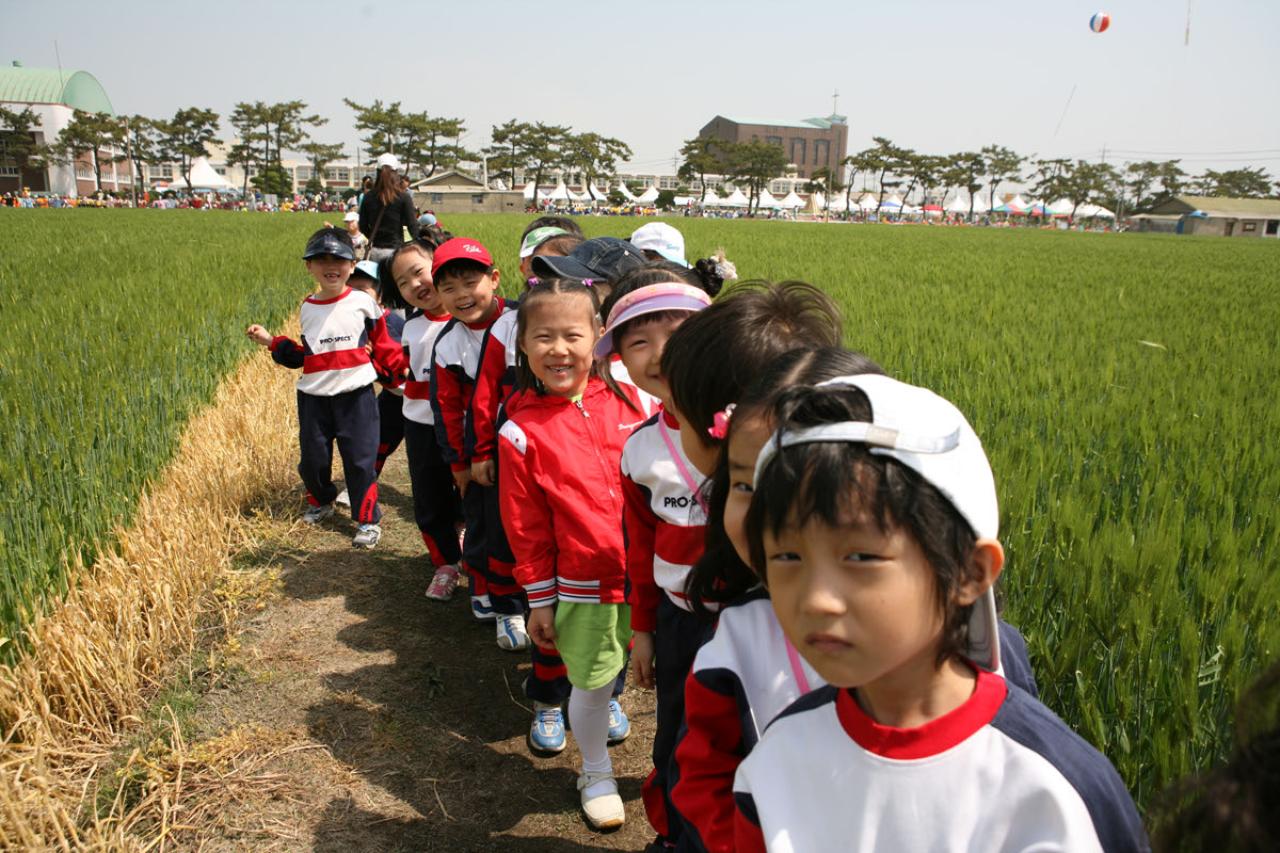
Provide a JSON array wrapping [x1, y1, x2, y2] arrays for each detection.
[[0, 335, 301, 849]]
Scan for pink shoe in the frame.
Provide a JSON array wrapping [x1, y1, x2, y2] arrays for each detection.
[[425, 564, 460, 601]]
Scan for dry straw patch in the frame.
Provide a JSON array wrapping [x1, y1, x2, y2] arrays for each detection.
[[0, 334, 300, 849]]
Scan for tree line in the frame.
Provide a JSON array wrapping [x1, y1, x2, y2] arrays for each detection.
[[677, 134, 1279, 220], [2, 100, 1276, 217]]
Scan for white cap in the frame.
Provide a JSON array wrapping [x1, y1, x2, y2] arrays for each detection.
[[630, 222, 689, 267], [376, 152, 402, 171], [753, 374, 1002, 673], [343, 210, 359, 222]]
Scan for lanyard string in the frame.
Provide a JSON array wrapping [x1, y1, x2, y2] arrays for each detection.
[[658, 417, 708, 516], [784, 638, 812, 694]]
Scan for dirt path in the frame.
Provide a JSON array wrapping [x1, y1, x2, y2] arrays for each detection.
[[187, 449, 658, 852]]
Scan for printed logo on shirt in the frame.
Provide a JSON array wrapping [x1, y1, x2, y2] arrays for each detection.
[[663, 496, 692, 509], [318, 335, 353, 345]]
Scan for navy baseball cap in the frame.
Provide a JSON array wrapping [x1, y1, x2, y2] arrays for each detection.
[[531, 237, 646, 283], [302, 227, 356, 261]]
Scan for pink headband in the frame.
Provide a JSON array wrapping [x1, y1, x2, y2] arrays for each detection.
[[593, 282, 712, 359]]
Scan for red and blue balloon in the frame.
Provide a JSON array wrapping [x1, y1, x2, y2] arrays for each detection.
[[1089, 12, 1111, 33]]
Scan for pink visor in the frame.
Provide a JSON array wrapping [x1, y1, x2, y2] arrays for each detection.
[[594, 282, 712, 358]]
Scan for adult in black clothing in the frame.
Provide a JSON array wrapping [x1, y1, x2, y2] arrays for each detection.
[[359, 153, 419, 263]]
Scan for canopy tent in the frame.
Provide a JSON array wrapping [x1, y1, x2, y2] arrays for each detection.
[[824, 192, 849, 212], [167, 157, 233, 192], [615, 182, 638, 202], [878, 193, 903, 209], [584, 183, 610, 202], [546, 180, 573, 202], [700, 189, 723, 207], [1003, 194, 1030, 214], [922, 203, 943, 217], [803, 192, 826, 213], [779, 190, 805, 209], [756, 187, 782, 209], [1074, 203, 1116, 219], [857, 193, 880, 212], [522, 182, 548, 202], [673, 195, 694, 207], [722, 188, 749, 208], [635, 185, 660, 204], [568, 188, 591, 203], [1027, 198, 1073, 217]]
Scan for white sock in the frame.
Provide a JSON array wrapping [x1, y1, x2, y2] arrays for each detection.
[[568, 682, 614, 794]]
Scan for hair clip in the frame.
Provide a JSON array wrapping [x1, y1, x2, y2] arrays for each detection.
[[707, 403, 736, 439], [581, 278, 595, 288], [526, 276, 541, 287]]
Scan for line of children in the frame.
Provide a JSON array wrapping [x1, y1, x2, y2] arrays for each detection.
[[254, 218, 1147, 847]]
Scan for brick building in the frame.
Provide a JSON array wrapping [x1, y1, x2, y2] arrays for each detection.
[[697, 113, 848, 180]]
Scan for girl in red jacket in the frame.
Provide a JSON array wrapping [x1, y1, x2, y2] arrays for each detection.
[[497, 279, 646, 832]]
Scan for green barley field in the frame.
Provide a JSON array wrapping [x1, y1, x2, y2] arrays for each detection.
[[1, 208, 1277, 811]]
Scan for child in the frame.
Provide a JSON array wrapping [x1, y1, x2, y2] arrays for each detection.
[[669, 343, 1040, 853], [593, 265, 718, 850], [498, 279, 647, 831], [732, 374, 1148, 852], [343, 210, 369, 256], [379, 242, 464, 597], [348, 260, 407, 482], [428, 237, 527, 647], [245, 227, 405, 549]]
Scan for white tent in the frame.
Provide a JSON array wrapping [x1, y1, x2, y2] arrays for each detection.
[[945, 194, 988, 214], [722, 188, 749, 208], [858, 193, 880, 211], [1005, 194, 1030, 213], [673, 195, 694, 207], [1074, 203, 1116, 219], [756, 188, 782, 209], [700, 189, 723, 207], [780, 190, 805, 209], [169, 156, 232, 191], [522, 182, 549, 202], [825, 193, 849, 212], [547, 180, 573, 202], [615, 182, 638, 202], [879, 193, 903, 209], [568, 188, 590, 203], [585, 183, 610, 202], [636, 185, 660, 204]]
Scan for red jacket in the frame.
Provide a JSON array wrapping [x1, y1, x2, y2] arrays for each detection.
[[498, 377, 648, 607]]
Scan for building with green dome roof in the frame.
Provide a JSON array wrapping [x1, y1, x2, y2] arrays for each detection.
[[1, 60, 123, 196]]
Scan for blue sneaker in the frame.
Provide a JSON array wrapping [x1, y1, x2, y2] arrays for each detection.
[[470, 594, 495, 621], [607, 699, 630, 744], [528, 702, 566, 754]]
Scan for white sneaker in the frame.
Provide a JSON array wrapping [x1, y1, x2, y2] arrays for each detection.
[[352, 523, 381, 549], [335, 488, 350, 508], [577, 772, 624, 830], [470, 594, 495, 621], [301, 503, 335, 525], [495, 613, 529, 651]]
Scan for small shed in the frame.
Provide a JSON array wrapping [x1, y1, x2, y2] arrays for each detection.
[[1147, 195, 1280, 238], [411, 170, 524, 214]]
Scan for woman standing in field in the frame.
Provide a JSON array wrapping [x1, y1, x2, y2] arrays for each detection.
[[359, 153, 419, 263]]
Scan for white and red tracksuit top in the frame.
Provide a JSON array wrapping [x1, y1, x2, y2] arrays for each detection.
[[401, 308, 452, 425], [428, 298, 511, 472], [468, 308, 519, 464], [733, 669, 1148, 853], [620, 408, 711, 632], [497, 377, 648, 608], [269, 288, 406, 395]]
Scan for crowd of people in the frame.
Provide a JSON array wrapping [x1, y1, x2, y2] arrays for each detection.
[[235, 180, 1202, 851]]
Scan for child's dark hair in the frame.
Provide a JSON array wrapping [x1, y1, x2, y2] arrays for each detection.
[[418, 224, 454, 251], [521, 215, 583, 240], [436, 258, 495, 283], [513, 278, 640, 413], [1152, 662, 1280, 852], [686, 347, 884, 617], [744, 383, 982, 666], [377, 241, 433, 309], [661, 281, 842, 442]]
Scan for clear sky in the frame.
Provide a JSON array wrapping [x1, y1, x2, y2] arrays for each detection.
[[3, 0, 1277, 177]]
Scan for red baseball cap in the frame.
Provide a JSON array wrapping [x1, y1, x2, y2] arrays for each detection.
[[431, 237, 493, 277]]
